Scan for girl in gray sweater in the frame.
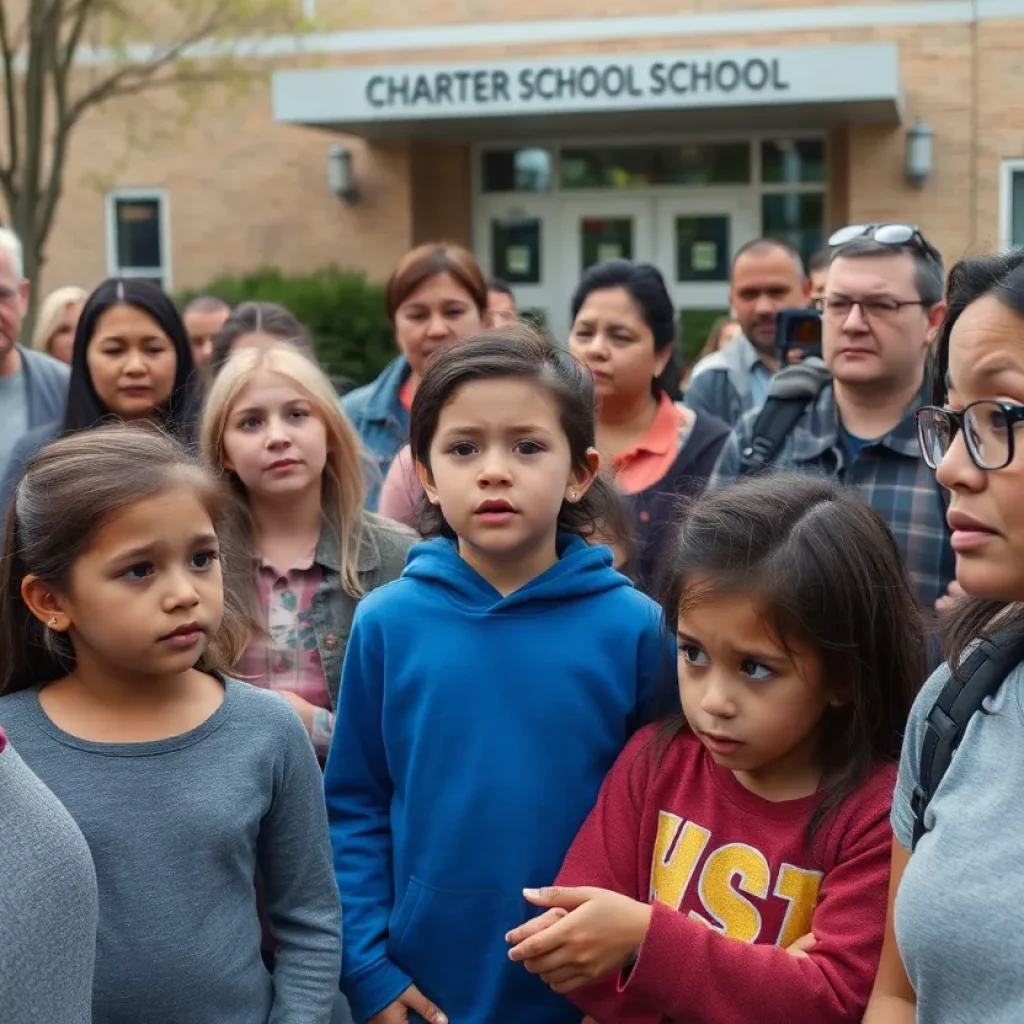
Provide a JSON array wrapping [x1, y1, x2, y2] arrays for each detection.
[[0, 425, 341, 1024]]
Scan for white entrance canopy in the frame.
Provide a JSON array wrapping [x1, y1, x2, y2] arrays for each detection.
[[272, 43, 903, 140]]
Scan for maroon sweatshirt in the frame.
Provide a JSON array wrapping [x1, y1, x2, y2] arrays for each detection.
[[554, 726, 895, 1024]]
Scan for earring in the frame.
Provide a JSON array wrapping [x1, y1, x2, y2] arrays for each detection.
[[570, 490, 578, 502], [47, 617, 58, 629]]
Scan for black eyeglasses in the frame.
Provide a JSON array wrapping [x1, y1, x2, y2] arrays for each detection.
[[916, 401, 1024, 471], [829, 223, 943, 267], [814, 296, 928, 320]]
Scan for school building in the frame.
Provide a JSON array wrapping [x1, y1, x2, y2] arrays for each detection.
[[42, 0, 1024, 341]]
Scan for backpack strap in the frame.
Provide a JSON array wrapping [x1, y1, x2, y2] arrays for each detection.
[[739, 358, 832, 476], [911, 627, 1024, 849]]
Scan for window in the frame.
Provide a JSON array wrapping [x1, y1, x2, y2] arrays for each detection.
[[674, 215, 730, 282], [561, 142, 750, 189], [1000, 161, 1024, 250], [761, 192, 825, 268], [481, 149, 552, 193], [105, 190, 170, 289], [491, 217, 542, 284], [761, 139, 825, 184]]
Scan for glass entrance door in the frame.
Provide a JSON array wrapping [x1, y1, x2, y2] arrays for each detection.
[[474, 194, 558, 336], [476, 192, 758, 347], [654, 194, 759, 311], [553, 198, 655, 343]]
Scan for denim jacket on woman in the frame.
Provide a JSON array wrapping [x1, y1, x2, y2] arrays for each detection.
[[340, 356, 411, 511], [313, 511, 416, 707]]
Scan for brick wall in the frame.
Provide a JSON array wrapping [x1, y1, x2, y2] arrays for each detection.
[[23, 5, 1024, 295]]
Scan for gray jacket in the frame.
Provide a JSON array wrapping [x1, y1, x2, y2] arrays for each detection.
[[0, 348, 69, 509], [314, 512, 416, 707], [20, 345, 70, 428], [684, 333, 772, 427], [1, 421, 59, 510]]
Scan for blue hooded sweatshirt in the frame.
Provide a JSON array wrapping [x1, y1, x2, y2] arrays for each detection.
[[324, 534, 673, 1024]]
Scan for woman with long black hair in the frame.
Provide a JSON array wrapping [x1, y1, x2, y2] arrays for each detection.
[[568, 260, 730, 591], [865, 248, 1024, 1022], [1, 278, 201, 505]]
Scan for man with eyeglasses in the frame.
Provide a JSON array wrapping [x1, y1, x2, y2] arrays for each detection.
[[711, 224, 956, 612]]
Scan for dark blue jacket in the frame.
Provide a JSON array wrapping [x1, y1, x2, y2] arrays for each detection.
[[629, 411, 731, 591]]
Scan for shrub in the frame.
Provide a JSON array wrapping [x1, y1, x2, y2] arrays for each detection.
[[178, 267, 395, 390]]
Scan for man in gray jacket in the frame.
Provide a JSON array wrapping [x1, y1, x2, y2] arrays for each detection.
[[0, 228, 71, 482], [685, 238, 810, 426]]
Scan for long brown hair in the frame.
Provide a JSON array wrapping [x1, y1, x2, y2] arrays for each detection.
[[0, 426, 252, 694], [657, 472, 924, 846]]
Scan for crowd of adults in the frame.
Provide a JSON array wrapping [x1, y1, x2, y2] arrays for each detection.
[[0, 220, 958, 612], [5, 206, 1024, 1024]]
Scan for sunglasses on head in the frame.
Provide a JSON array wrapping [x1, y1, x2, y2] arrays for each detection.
[[828, 223, 942, 267]]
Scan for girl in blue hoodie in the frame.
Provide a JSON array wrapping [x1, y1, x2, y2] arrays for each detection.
[[325, 326, 674, 1024]]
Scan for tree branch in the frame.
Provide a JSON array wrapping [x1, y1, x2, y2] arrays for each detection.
[[38, 4, 79, 253], [65, 2, 246, 126], [57, 0, 100, 82], [0, 0, 20, 181]]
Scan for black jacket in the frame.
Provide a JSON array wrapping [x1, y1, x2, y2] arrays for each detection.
[[629, 411, 731, 593]]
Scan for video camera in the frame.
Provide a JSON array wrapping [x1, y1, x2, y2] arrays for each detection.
[[775, 307, 822, 365]]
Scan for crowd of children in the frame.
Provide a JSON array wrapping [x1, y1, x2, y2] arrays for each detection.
[[4, 246, 1024, 1024]]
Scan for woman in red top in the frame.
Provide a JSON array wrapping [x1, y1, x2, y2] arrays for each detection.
[[508, 472, 924, 1024]]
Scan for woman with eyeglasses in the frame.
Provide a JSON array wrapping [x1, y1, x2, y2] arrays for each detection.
[[864, 248, 1024, 1023]]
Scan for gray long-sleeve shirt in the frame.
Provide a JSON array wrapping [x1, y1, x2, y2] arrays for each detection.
[[0, 731, 98, 1023], [0, 680, 341, 1024]]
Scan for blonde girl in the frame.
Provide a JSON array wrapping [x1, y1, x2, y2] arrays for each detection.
[[202, 345, 415, 759], [31, 285, 86, 364]]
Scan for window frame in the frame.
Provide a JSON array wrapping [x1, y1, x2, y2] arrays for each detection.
[[472, 130, 828, 197], [1000, 160, 1024, 252], [104, 188, 172, 290]]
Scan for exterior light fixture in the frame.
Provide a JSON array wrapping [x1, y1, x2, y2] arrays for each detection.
[[328, 145, 357, 202], [906, 121, 933, 189]]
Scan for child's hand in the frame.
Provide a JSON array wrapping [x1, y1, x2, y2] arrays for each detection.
[[507, 886, 652, 994], [367, 984, 447, 1024], [505, 906, 568, 945], [786, 932, 817, 959]]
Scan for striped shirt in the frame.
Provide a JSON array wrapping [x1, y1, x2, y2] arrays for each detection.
[[710, 382, 954, 610]]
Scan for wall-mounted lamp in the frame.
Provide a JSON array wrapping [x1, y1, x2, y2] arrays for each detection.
[[328, 145, 358, 203], [905, 121, 933, 189]]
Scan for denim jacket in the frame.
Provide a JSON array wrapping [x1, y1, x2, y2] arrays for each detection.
[[684, 333, 773, 426], [340, 356, 411, 511], [312, 511, 416, 708]]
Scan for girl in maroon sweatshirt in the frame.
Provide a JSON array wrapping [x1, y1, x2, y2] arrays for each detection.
[[508, 472, 925, 1024]]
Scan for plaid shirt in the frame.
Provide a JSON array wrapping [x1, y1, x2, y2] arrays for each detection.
[[711, 382, 955, 610]]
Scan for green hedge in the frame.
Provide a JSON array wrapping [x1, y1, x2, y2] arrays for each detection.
[[178, 267, 395, 390], [180, 267, 727, 386]]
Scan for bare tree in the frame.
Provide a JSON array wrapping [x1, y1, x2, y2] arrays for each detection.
[[0, 0, 305, 315]]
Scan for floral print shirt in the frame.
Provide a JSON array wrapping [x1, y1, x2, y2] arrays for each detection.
[[236, 551, 335, 756]]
